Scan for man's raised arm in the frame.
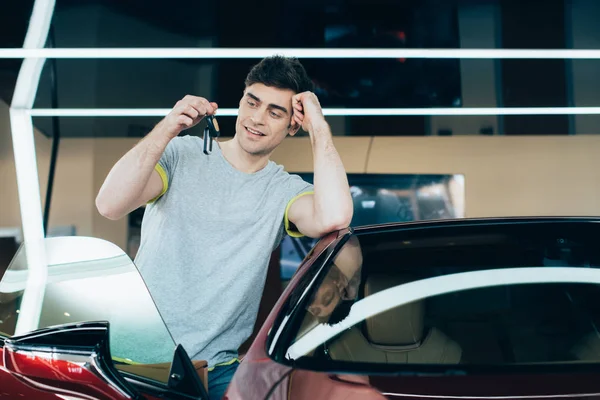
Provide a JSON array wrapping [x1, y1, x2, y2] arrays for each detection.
[[95, 95, 217, 220]]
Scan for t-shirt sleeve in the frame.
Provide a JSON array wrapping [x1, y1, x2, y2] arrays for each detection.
[[282, 174, 314, 238], [148, 137, 183, 203]]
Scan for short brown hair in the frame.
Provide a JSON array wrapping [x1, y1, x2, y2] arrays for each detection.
[[245, 55, 314, 94]]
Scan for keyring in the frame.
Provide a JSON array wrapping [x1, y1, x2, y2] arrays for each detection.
[[203, 115, 220, 155]]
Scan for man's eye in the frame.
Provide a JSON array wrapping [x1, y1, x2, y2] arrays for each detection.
[[322, 288, 335, 306]]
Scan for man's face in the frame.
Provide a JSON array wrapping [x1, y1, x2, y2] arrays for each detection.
[[307, 274, 344, 318], [235, 83, 300, 156], [307, 264, 360, 319], [307, 237, 363, 319]]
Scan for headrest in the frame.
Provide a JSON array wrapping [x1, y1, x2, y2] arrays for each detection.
[[363, 274, 425, 346]]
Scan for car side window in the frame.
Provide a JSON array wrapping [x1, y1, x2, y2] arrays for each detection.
[[285, 230, 600, 370]]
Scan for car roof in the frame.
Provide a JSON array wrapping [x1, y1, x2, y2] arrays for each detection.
[[350, 216, 600, 234]]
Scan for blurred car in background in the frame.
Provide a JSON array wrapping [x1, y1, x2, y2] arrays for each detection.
[[0, 236, 209, 399]]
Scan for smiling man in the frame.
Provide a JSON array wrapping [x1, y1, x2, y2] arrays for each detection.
[[95, 56, 353, 399]]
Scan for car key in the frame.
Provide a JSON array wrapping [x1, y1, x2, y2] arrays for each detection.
[[203, 115, 220, 155]]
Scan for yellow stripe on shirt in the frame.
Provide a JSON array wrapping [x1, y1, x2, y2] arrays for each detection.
[[148, 164, 169, 203], [284, 191, 314, 238]]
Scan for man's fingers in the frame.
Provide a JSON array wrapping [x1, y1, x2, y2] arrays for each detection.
[[177, 115, 194, 128], [167, 95, 218, 135], [181, 105, 199, 120], [187, 98, 208, 116], [184, 97, 217, 116], [200, 98, 215, 115], [173, 103, 196, 120]]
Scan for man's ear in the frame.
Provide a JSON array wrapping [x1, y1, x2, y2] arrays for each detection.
[[288, 120, 301, 136]]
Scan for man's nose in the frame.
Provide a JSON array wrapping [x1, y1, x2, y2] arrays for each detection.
[[251, 108, 267, 125]]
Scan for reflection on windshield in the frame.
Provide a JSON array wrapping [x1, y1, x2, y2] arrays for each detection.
[[306, 236, 363, 325], [287, 230, 600, 368], [0, 237, 176, 380]]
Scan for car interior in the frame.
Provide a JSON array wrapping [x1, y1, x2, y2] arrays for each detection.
[[326, 272, 462, 364], [294, 229, 600, 368]]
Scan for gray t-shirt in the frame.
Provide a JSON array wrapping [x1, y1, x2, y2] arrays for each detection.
[[134, 135, 313, 367]]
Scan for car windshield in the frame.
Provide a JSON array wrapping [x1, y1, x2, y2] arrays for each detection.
[[0, 236, 176, 383], [285, 221, 600, 370]]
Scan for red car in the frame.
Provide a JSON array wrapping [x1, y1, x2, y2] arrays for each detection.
[[226, 217, 600, 399], [3, 217, 600, 400]]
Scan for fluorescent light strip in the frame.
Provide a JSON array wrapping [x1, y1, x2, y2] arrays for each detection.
[[3, 48, 600, 59], [9, 0, 55, 335], [27, 107, 600, 117], [11, 3, 55, 108], [9, 110, 49, 335]]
